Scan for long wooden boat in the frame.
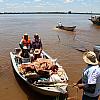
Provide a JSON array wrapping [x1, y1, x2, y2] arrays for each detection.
[[89, 16, 100, 25], [10, 48, 68, 97], [56, 25, 76, 31]]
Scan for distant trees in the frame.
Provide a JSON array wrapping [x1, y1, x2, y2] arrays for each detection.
[[68, 11, 72, 14]]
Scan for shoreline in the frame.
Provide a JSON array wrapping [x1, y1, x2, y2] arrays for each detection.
[[0, 12, 100, 15]]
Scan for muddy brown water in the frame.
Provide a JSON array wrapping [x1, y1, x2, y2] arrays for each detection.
[[0, 14, 100, 100]]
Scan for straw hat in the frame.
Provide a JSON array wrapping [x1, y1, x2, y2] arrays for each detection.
[[34, 49, 41, 54], [83, 51, 98, 65]]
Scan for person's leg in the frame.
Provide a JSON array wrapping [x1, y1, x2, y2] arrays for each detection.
[[82, 94, 88, 100], [82, 94, 99, 100], [94, 95, 99, 100]]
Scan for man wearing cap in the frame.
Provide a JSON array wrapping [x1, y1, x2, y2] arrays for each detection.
[[74, 51, 100, 100], [31, 33, 42, 51], [19, 33, 31, 51]]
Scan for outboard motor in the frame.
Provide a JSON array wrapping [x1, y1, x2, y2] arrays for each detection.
[[93, 45, 100, 62]]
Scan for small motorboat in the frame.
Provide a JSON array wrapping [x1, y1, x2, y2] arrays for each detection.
[[56, 25, 76, 31], [89, 16, 100, 25], [10, 48, 68, 98]]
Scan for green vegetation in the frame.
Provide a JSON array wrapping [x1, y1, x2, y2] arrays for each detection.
[[0, 12, 100, 15]]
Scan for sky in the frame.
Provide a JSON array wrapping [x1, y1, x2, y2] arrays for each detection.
[[0, 0, 100, 13]]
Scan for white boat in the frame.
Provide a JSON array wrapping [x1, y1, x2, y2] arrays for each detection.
[[56, 25, 76, 31], [10, 48, 68, 98], [89, 16, 100, 25]]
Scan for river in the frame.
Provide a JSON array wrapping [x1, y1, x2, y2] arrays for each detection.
[[0, 14, 100, 100]]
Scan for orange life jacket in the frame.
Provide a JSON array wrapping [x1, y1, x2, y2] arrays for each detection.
[[22, 36, 31, 47]]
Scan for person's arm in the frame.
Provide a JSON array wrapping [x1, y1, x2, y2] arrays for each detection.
[[31, 41, 33, 48], [77, 83, 96, 93], [19, 44, 23, 49], [31, 40, 35, 49], [39, 39, 42, 49], [77, 78, 82, 84], [40, 41, 42, 49], [29, 40, 32, 49], [73, 78, 82, 86], [19, 39, 23, 49]]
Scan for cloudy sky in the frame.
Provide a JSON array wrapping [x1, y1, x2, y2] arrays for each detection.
[[0, 0, 100, 13]]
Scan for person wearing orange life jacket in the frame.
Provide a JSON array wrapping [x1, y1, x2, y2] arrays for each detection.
[[19, 33, 31, 51]]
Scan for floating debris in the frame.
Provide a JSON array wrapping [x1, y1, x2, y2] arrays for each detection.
[[74, 47, 87, 52], [71, 46, 88, 52], [57, 35, 60, 42]]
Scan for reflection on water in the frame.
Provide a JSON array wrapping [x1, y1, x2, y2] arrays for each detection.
[[0, 14, 100, 100]]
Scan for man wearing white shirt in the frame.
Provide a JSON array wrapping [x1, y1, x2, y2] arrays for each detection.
[[74, 51, 100, 100]]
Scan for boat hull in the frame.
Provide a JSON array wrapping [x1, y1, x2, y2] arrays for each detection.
[[10, 50, 68, 97], [56, 26, 76, 31], [89, 16, 100, 25]]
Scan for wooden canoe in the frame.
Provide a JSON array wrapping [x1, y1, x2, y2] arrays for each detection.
[[56, 26, 76, 31], [10, 48, 68, 97]]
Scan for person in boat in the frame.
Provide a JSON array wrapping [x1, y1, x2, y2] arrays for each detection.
[[74, 51, 100, 100], [18, 46, 30, 58], [19, 33, 31, 51], [17, 46, 30, 63], [48, 64, 68, 97], [49, 64, 68, 82], [49, 65, 62, 82], [31, 49, 43, 62], [18, 49, 42, 75], [58, 22, 63, 28], [31, 33, 42, 52]]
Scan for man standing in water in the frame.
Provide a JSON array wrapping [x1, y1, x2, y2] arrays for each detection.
[[74, 51, 100, 100]]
